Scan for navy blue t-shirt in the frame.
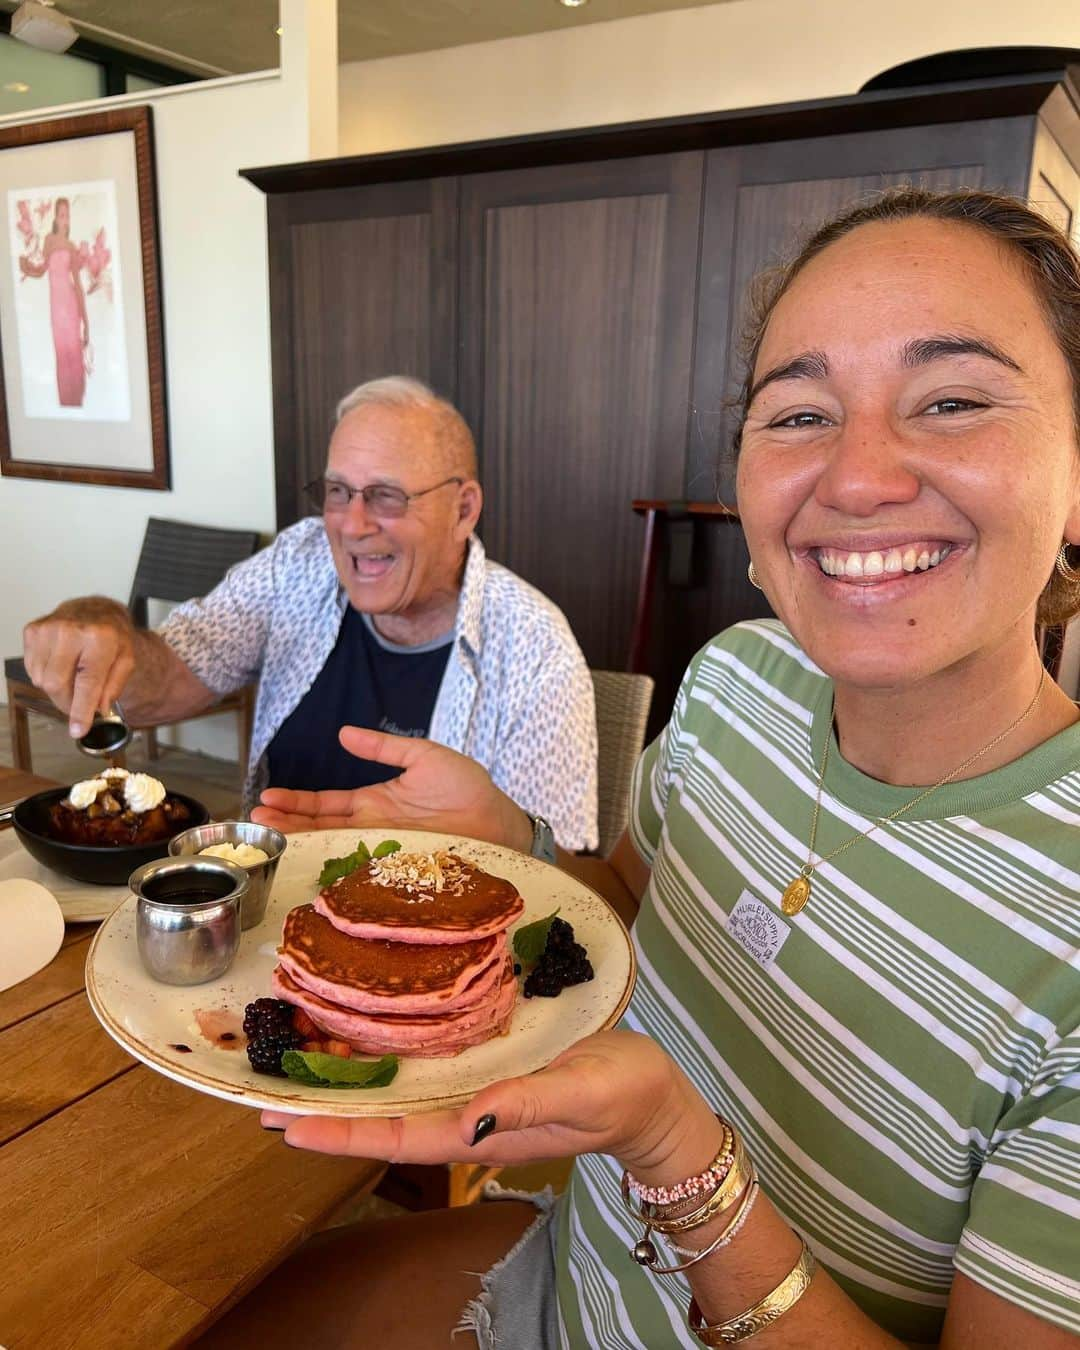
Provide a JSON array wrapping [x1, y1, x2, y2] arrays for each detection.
[[265, 606, 453, 792]]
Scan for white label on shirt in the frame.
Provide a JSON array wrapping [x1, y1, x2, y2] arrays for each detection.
[[724, 891, 791, 969]]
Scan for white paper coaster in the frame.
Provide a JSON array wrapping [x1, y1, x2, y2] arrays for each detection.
[[0, 878, 65, 992]]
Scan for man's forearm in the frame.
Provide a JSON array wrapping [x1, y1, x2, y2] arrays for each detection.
[[121, 629, 219, 726]]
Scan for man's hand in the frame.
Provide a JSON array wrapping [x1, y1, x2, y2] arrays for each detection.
[[23, 596, 136, 738], [253, 725, 535, 853]]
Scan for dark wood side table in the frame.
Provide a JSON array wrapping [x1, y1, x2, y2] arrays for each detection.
[[628, 500, 740, 672]]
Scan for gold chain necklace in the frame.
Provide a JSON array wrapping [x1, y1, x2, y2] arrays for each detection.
[[781, 667, 1047, 916]]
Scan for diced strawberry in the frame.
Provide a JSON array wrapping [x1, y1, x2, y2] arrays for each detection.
[[300, 1039, 326, 1054], [324, 1039, 352, 1059], [291, 1008, 319, 1039]]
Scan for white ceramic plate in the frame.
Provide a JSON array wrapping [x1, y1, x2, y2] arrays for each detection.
[[85, 829, 636, 1117], [0, 832, 127, 923]]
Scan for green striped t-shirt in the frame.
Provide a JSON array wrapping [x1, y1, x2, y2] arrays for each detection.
[[556, 620, 1080, 1346]]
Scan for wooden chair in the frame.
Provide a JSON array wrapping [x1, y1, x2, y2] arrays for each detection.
[[4, 517, 260, 773], [442, 669, 655, 1208]]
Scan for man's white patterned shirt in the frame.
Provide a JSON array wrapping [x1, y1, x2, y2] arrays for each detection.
[[159, 520, 599, 850]]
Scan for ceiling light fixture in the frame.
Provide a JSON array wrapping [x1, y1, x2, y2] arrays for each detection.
[[4, 82, 31, 93], [10, 0, 77, 53], [558, 0, 590, 7]]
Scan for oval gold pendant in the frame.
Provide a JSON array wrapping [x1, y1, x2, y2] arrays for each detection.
[[781, 876, 810, 915]]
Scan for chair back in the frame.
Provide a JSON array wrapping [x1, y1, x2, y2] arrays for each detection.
[[590, 669, 655, 857], [128, 517, 261, 627]]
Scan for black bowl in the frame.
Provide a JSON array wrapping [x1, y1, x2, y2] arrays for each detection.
[[12, 787, 211, 886]]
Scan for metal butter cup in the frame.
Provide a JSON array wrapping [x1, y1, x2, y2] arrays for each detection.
[[131, 855, 247, 986], [168, 821, 286, 930]]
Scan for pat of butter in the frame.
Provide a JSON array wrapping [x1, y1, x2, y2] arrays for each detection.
[[199, 842, 269, 867]]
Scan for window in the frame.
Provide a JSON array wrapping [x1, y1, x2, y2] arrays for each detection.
[[0, 32, 104, 116]]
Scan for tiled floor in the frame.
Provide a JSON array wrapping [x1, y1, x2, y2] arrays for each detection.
[[0, 706, 244, 817]]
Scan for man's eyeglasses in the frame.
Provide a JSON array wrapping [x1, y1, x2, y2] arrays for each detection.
[[305, 476, 464, 519]]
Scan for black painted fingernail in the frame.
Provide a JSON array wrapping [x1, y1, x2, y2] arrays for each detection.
[[264, 1124, 286, 1132], [470, 1113, 497, 1146]]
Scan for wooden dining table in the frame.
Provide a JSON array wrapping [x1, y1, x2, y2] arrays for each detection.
[[0, 766, 385, 1349]]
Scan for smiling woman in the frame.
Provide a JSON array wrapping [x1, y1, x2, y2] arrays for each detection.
[[735, 192, 1080, 787], [203, 191, 1080, 1350], [735, 190, 1080, 626]]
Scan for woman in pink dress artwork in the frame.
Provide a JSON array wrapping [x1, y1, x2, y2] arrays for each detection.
[[19, 197, 90, 407]]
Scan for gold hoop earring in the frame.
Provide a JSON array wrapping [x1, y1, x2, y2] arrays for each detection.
[[1057, 544, 1080, 584], [748, 561, 763, 590]]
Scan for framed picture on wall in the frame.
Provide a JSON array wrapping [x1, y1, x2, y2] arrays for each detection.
[[0, 105, 169, 489]]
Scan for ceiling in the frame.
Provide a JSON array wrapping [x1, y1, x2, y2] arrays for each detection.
[[0, 1, 741, 76]]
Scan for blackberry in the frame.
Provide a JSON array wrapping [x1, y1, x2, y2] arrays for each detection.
[[247, 1029, 299, 1077], [243, 998, 300, 1075], [243, 998, 295, 1039], [523, 918, 594, 998]]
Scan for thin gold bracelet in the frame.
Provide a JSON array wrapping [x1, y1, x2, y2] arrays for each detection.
[[624, 1137, 751, 1237], [688, 1239, 817, 1345], [630, 1166, 760, 1276], [652, 1140, 751, 1235]]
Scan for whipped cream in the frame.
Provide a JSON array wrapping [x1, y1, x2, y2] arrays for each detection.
[[102, 767, 129, 781], [199, 842, 269, 867], [122, 773, 166, 813], [68, 777, 107, 810]]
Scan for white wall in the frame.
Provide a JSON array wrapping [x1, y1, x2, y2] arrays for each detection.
[[0, 74, 304, 756], [339, 0, 1080, 155], [0, 0, 337, 759]]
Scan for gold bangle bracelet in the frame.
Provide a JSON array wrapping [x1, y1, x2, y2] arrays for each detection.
[[643, 1139, 752, 1236], [631, 1166, 761, 1276], [688, 1240, 817, 1345]]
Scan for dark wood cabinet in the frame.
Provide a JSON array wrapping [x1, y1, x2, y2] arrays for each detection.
[[246, 70, 1080, 724], [267, 178, 459, 523], [456, 153, 701, 673]]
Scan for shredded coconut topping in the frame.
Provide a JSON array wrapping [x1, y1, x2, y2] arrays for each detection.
[[367, 850, 469, 900]]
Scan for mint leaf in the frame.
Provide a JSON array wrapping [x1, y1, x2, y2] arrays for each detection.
[[372, 839, 402, 859], [281, 1051, 399, 1089], [318, 840, 371, 887], [512, 909, 560, 968]]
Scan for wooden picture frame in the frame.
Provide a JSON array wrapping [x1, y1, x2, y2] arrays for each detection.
[[0, 105, 169, 489]]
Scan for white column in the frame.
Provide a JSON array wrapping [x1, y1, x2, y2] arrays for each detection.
[[278, 0, 338, 160]]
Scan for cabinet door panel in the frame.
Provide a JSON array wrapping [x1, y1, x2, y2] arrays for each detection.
[[269, 179, 458, 527], [459, 154, 703, 672]]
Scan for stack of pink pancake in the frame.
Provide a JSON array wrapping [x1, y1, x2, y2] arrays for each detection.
[[272, 850, 524, 1058]]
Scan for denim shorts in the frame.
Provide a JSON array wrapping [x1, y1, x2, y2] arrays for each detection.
[[454, 1185, 561, 1350]]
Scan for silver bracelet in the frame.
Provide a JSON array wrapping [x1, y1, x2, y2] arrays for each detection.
[[630, 1166, 759, 1276]]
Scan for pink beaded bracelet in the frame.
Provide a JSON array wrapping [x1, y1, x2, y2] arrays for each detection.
[[627, 1157, 734, 1205], [626, 1123, 735, 1206]]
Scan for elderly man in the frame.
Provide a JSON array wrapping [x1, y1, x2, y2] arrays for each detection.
[[23, 376, 598, 850]]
